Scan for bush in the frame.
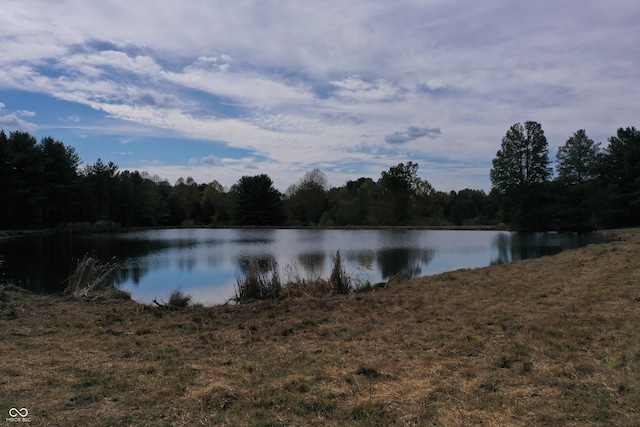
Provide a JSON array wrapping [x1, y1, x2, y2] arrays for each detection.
[[152, 288, 193, 310], [168, 288, 192, 308]]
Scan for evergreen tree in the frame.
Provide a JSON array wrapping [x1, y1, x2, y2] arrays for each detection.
[[552, 129, 602, 230], [597, 127, 640, 227], [490, 121, 552, 229], [40, 137, 80, 226], [230, 174, 284, 225]]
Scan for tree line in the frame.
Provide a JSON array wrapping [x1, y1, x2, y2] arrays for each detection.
[[0, 125, 637, 231], [490, 122, 639, 230]]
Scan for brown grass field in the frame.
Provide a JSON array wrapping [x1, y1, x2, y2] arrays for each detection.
[[1, 228, 640, 426]]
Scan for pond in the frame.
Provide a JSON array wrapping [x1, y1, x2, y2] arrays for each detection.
[[0, 228, 603, 305]]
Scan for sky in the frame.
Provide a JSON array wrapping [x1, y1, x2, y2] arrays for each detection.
[[1, 1, 638, 193]]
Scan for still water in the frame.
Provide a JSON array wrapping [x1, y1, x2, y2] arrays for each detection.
[[0, 228, 602, 305]]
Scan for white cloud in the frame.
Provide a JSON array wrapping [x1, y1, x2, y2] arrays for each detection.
[[0, 114, 38, 132], [385, 126, 441, 145], [200, 155, 220, 166], [61, 50, 163, 76], [0, 102, 38, 131], [330, 76, 404, 103], [58, 115, 81, 123], [0, 0, 638, 191], [163, 65, 315, 109]]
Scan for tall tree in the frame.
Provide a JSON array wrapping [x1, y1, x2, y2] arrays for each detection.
[[230, 174, 284, 225], [81, 159, 119, 222], [285, 169, 329, 226], [556, 129, 601, 185], [490, 121, 552, 229], [0, 130, 10, 227], [40, 137, 80, 226], [446, 189, 494, 225], [1, 131, 44, 227], [326, 177, 377, 226], [552, 129, 602, 230], [169, 177, 203, 225], [597, 127, 640, 227], [409, 179, 443, 224], [376, 162, 421, 225], [201, 180, 228, 224]]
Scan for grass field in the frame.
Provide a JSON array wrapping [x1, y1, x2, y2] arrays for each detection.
[[1, 228, 639, 426]]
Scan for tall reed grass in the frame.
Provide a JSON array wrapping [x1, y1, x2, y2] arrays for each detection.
[[234, 259, 282, 302], [64, 254, 128, 299], [234, 250, 353, 303]]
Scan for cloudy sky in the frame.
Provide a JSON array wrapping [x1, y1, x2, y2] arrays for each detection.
[[1, 1, 638, 192]]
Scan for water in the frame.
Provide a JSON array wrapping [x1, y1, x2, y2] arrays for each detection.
[[0, 228, 603, 305]]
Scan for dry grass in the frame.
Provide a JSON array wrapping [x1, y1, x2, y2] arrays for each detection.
[[64, 255, 123, 299], [1, 228, 640, 426]]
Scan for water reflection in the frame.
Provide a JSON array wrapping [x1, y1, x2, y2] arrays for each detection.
[[376, 248, 434, 280], [297, 252, 325, 278], [236, 254, 277, 273], [233, 228, 276, 245], [491, 232, 593, 264], [0, 229, 604, 305]]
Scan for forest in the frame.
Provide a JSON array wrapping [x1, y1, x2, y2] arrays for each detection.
[[0, 123, 638, 231]]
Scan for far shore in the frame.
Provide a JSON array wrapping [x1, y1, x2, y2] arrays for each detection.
[[0, 223, 513, 240]]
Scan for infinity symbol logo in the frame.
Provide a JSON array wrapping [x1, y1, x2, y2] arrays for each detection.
[[8, 408, 28, 418]]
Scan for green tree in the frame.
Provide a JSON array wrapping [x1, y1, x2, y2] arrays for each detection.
[[40, 137, 80, 227], [81, 159, 120, 222], [326, 177, 377, 226], [409, 179, 443, 224], [552, 129, 602, 230], [285, 169, 329, 226], [1, 131, 44, 227], [376, 162, 421, 225], [0, 130, 11, 227], [230, 174, 284, 225], [201, 180, 229, 224], [115, 170, 172, 227], [597, 127, 640, 227], [0, 131, 83, 228], [447, 189, 495, 226], [556, 130, 601, 185], [169, 177, 203, 225], [144, 174, 172, 226], [490, 121, 552, 229]]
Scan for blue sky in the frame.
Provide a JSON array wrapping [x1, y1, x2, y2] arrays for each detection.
[[1, 1, 638, 192]]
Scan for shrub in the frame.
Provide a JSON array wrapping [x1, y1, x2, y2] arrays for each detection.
[[168, 288, 192, 308]]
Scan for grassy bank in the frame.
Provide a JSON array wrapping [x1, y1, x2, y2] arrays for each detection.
[[1, 229, 639, 426]]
